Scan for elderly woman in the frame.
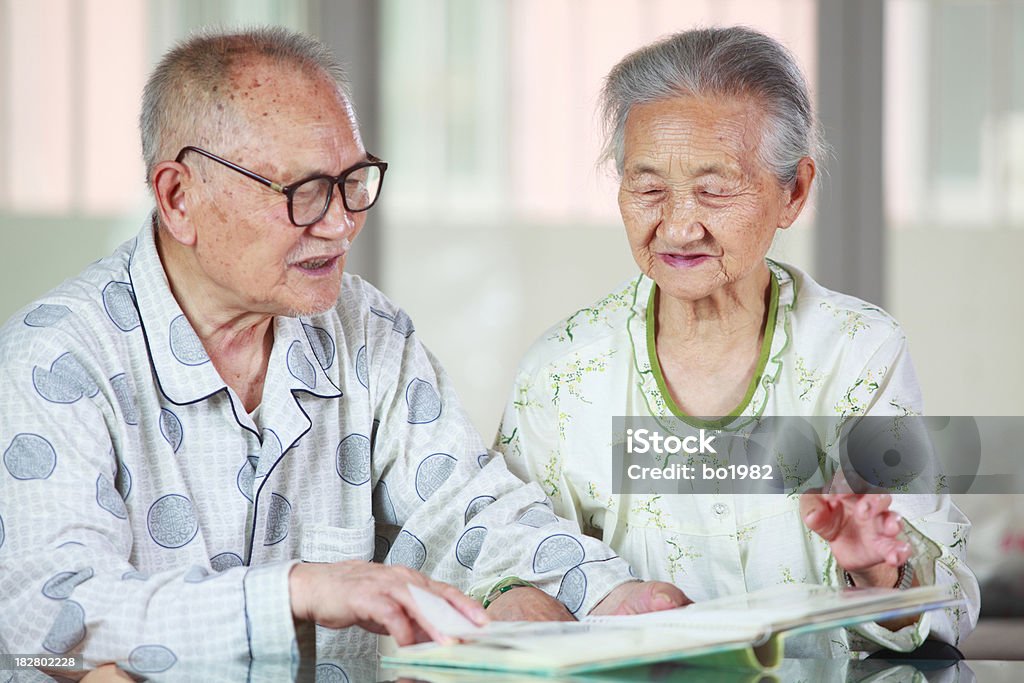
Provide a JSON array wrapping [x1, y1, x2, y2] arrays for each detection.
[[495, 27, 978, 656]]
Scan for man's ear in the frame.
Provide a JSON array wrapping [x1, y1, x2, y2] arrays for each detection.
[[152, 161, 198, 246], [777, 156, 816, 230]]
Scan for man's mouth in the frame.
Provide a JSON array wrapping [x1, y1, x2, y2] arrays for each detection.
[[293, 238, 351, 273], [294, 255, 340, 273], [298, 256, 333, 269]]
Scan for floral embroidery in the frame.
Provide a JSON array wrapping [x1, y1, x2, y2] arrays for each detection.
[[548, 285, 632, 343], [540, 453, 561, 499], [631, 495, 670, 530], [795, 356, 823, 401], [819, 302, 870, 339], [666, 538, 702, 581]]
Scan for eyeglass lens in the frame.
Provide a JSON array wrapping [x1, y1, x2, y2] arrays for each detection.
[[291, 165, 383, 225]]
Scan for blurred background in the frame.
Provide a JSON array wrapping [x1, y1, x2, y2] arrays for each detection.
[[1, 0, 1022, 643]]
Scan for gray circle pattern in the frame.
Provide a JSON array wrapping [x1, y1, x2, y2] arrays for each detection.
[[147, 494, 198, 548], [168, 315, 209, 365], [261, 429, 282, 461], [102, 282, 140, 332], [129, 645, 177, 673], [264, 493, 291, 546], [316, 663, 349, 683], [42, 600, 86, 653], [477, 453, 492, 469], [455, 527, 487, 569], [336, 434, 371, 485], [211, 552, 243, 572], [115, 458, 132, 500], [25, 304, 71, 328], [355, 345, 369, 388], [96, 474, 128, 519], [464, 495, 496, 524], [4, 433, 57, 480], [303, 324, 336, 370], [237, 456, 259, 502], [414, 453, 456, 501], [42, 568, 94, 600], [159, 409, 183, 453], [406, 379, 441, 423], [532, 534, 585, 573], [287, 340, 316, 389], [556, 566, 587, 614], [33, 352, 99, 403], [392, 310, 415, 337], [517, 507, 558, 528], [0, 513, 4, 549], [110, 374, 139, 425], [387, 531, 426, 570]]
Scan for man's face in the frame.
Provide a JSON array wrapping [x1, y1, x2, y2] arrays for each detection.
[[186, 60, 367, 318], [617, 95, 791, 302]]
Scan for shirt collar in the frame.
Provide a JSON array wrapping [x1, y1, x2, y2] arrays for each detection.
[[128, 218, 341, 407]]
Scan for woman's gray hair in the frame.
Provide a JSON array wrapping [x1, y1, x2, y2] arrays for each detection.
[[600, 26, 825, 187], [139, 26, 352, 188]]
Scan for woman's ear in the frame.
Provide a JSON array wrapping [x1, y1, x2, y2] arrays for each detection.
[[152, 161, 198, 246], [778, 157, 816, 229]]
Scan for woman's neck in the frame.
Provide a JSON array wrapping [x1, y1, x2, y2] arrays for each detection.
[[652, 265, 773, 417], [655, 265, 772, 347]]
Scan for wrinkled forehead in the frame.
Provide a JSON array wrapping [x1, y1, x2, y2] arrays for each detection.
[[621, 94, 769, 177]]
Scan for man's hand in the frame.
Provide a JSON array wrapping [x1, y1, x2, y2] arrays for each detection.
[[484, 586, 576, 621], [800, 490, 910, 587], [589, 580, 690, 616], [289, 561, 488, 646]]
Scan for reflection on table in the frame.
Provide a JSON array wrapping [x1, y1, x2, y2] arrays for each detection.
[[46, 657, 1022, 682]]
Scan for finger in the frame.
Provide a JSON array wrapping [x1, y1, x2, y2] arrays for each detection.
[[640, 582, 687, 612], [881, 539, 911, 567], [391, 586, 456, 645], [374, 599, 417, 647], [411, 623, 434, 644], [862, 493, 892, 519], [875, 510, 904, 537], [804, 504, 842, 541]]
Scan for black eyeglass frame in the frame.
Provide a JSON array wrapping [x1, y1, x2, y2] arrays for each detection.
[[174, 145, 388, 227]]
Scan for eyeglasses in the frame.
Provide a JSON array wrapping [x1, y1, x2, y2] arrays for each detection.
[[175, 146, 388, 227]]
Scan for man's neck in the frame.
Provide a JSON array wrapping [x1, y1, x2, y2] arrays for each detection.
[[155, 225, 274, 412]]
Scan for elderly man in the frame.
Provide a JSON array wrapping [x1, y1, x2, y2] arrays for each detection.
[[0, 27, 682, 672]]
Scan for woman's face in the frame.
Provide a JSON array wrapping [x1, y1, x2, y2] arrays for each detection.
[[617, 94, 808, 302]]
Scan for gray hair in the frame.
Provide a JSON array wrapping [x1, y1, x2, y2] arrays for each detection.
[[139, 26, 352, 188], [600, 26, 825, 187]]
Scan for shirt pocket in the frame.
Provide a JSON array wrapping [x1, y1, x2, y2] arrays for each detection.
[[299, 518, 375, 563]]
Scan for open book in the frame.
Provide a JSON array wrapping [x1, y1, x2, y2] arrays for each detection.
[[381, 582, 961, 676]]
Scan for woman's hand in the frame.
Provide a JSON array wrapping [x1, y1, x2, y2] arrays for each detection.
[[589, 580, 691, 616], [800, 489, 910, 587]]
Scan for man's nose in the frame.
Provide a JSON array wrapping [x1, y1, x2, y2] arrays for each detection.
[[309, 184, 356, 239]]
